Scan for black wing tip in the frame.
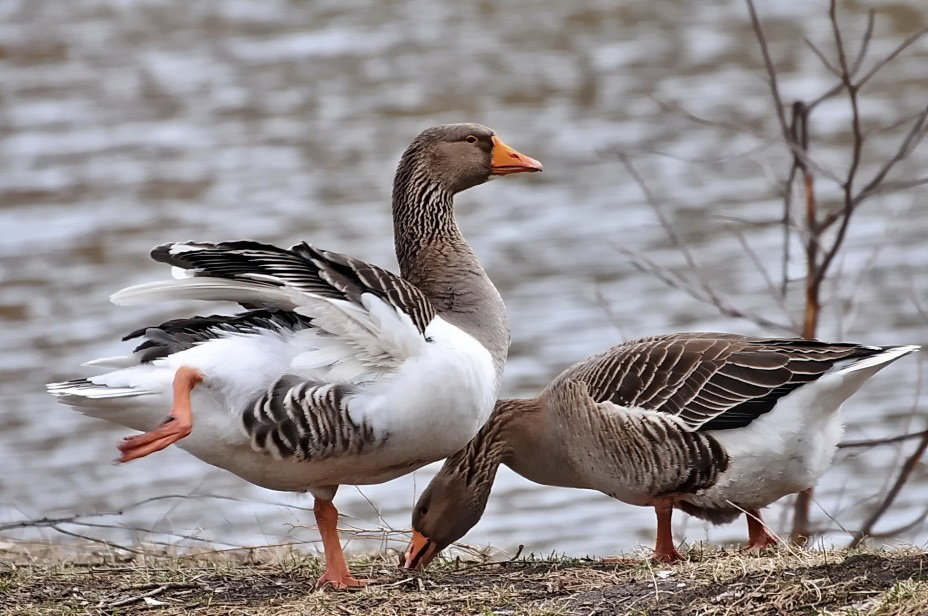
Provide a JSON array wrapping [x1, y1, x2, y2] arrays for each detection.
[[151, 240, 289, 264], [47, 377, 92, 391]]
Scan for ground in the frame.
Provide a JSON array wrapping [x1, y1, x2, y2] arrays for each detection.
[[1, 542, 925, 615]]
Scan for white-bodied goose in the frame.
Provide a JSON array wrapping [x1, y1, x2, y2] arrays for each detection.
[[403, 333, 918, 568], [47, 124, 541, 589]]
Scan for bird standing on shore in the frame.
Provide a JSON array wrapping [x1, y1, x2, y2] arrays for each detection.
[[48, 124, 542, 589], [404, 333, 918, 568]]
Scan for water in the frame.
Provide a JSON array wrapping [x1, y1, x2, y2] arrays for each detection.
[[2, 0, 927, 559]]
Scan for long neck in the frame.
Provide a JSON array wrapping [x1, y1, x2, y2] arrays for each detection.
[[447, 398, 543, 492], [391, 156, 510, 377]]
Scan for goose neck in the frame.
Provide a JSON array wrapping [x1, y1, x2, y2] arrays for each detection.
[[392, 165, 457, 270]]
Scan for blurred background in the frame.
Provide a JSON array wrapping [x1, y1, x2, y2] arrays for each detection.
[[1, 0, 927, 559]]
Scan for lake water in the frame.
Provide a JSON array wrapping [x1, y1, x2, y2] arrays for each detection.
[[1, 0, 927, 560]]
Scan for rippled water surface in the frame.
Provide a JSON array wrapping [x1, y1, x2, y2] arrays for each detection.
[[2, 0, 927, 558]]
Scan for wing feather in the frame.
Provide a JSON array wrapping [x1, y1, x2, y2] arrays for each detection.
[[554, 333, 891, 432]]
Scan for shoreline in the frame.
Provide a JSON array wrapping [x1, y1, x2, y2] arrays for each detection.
[[1, 541, 925, 615]]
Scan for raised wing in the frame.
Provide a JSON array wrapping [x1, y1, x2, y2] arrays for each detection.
[[556, 333, 885, 431], [111, 241, 440, 377], [147, 240, 437, 335]]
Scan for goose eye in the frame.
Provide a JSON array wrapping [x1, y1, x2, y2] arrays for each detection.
[[465, 135, 478, 144], [419, 505, 429, 517]]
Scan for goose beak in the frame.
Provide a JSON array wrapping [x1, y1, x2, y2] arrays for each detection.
[[490, 136, 543, 175], [403, 530, 440, 569]]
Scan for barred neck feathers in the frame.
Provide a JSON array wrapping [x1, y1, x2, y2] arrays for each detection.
[[454, 398, 541, 484], [391, 138, 509, 377]]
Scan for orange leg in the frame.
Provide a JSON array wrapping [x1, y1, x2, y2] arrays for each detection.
[[744, 509, 777, 551], [117, 366, 202, 463], [313, 498, 366, 590], [653, 500, 684, 563]]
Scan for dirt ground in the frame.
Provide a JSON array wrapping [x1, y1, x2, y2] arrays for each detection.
[[1, 542, 925, 615]]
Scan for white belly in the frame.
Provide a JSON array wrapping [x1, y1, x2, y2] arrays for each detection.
[[684, 400, 845, 512]]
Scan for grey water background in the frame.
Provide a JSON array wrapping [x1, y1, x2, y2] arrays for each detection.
[[2, 0, 927, 559]]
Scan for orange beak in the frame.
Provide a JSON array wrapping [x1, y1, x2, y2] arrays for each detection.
[[403, 530, 440, 569], [490, 136, 543, 175]]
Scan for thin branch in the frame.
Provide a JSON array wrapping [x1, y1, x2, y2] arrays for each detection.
[[744, 0, 790, 142], [780, 107, 802, 298], [651, 96, 845, 186], [48, 525, 142, 555], [848, 362, 927, 548], [805, 81, 848, 114], [865, 504, 928, 539], [812, 0, 864, 289], [804, 37, 841, 77], [617, 153, 705, 280], [839, 429, 928, 449], [856, 26, 928, 90], [727, 222, 797, 328], [850, 102, 928, 208], [618, 247, 794, 332], [849, 10, 877, 77]]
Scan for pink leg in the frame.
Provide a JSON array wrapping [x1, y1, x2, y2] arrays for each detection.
[[117, 366, 201, 463], [314, 498, 366, 590], [744, 509, 778, 551], [653, 500, 684, 563]]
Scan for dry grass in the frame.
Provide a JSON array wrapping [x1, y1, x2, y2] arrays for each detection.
[[0, 541, 925, 615]]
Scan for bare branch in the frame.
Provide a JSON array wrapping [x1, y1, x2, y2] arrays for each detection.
[[593, 284, 631, 339], [805, 81, 848, 114], [804, 37, 840, 77], [848, 362, 927, 548], [812, 0, 864, 290], [865, 504, 928, 539], [856, 26, 928, 90], [651, 96, 845, 186], [849, 10, 877, 76], [851, 102, 928, 208], [48, 525, 142, 555], [616, 154, 706, 281], [618, 247, 794, 332], [744, 0, 790, 142], [839, 429, 928, 449], [727, 222, 797, 327]]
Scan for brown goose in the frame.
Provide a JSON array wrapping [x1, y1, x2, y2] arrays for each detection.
[[47, 124, 541, 589], [403, 333, 918, 567]]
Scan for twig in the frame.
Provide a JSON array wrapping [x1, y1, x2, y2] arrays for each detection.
[[848, 362, 927, 548], [617, 247, 793, 332], [617, 154, 705, 281], [744, 0, 790, 143], [727, 223, 796, 328], [48, 525, 141, 555], [812, 0, 864, 291], [593, 284, 630, 339], [804, 37, 840, 77], [850, 103, 928, 209], [849, 10, 876, 76], [103, 585, 167, 608], [855, 26, 928, 90], [376, 577, 416, 589], [865, 504, 928, 539], [839, 429, 928, 449]]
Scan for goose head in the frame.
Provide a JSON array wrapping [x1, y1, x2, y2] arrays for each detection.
[[403, 463, 491, 569], [402, 398, 539, 569], [398, 123, 542, 195]]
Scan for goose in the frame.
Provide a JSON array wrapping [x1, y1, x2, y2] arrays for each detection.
[[402, 333, 918, 568], [47, 123, 542, 589]]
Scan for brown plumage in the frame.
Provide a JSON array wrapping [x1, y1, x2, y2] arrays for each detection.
[[404, 333, 918, 568]]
